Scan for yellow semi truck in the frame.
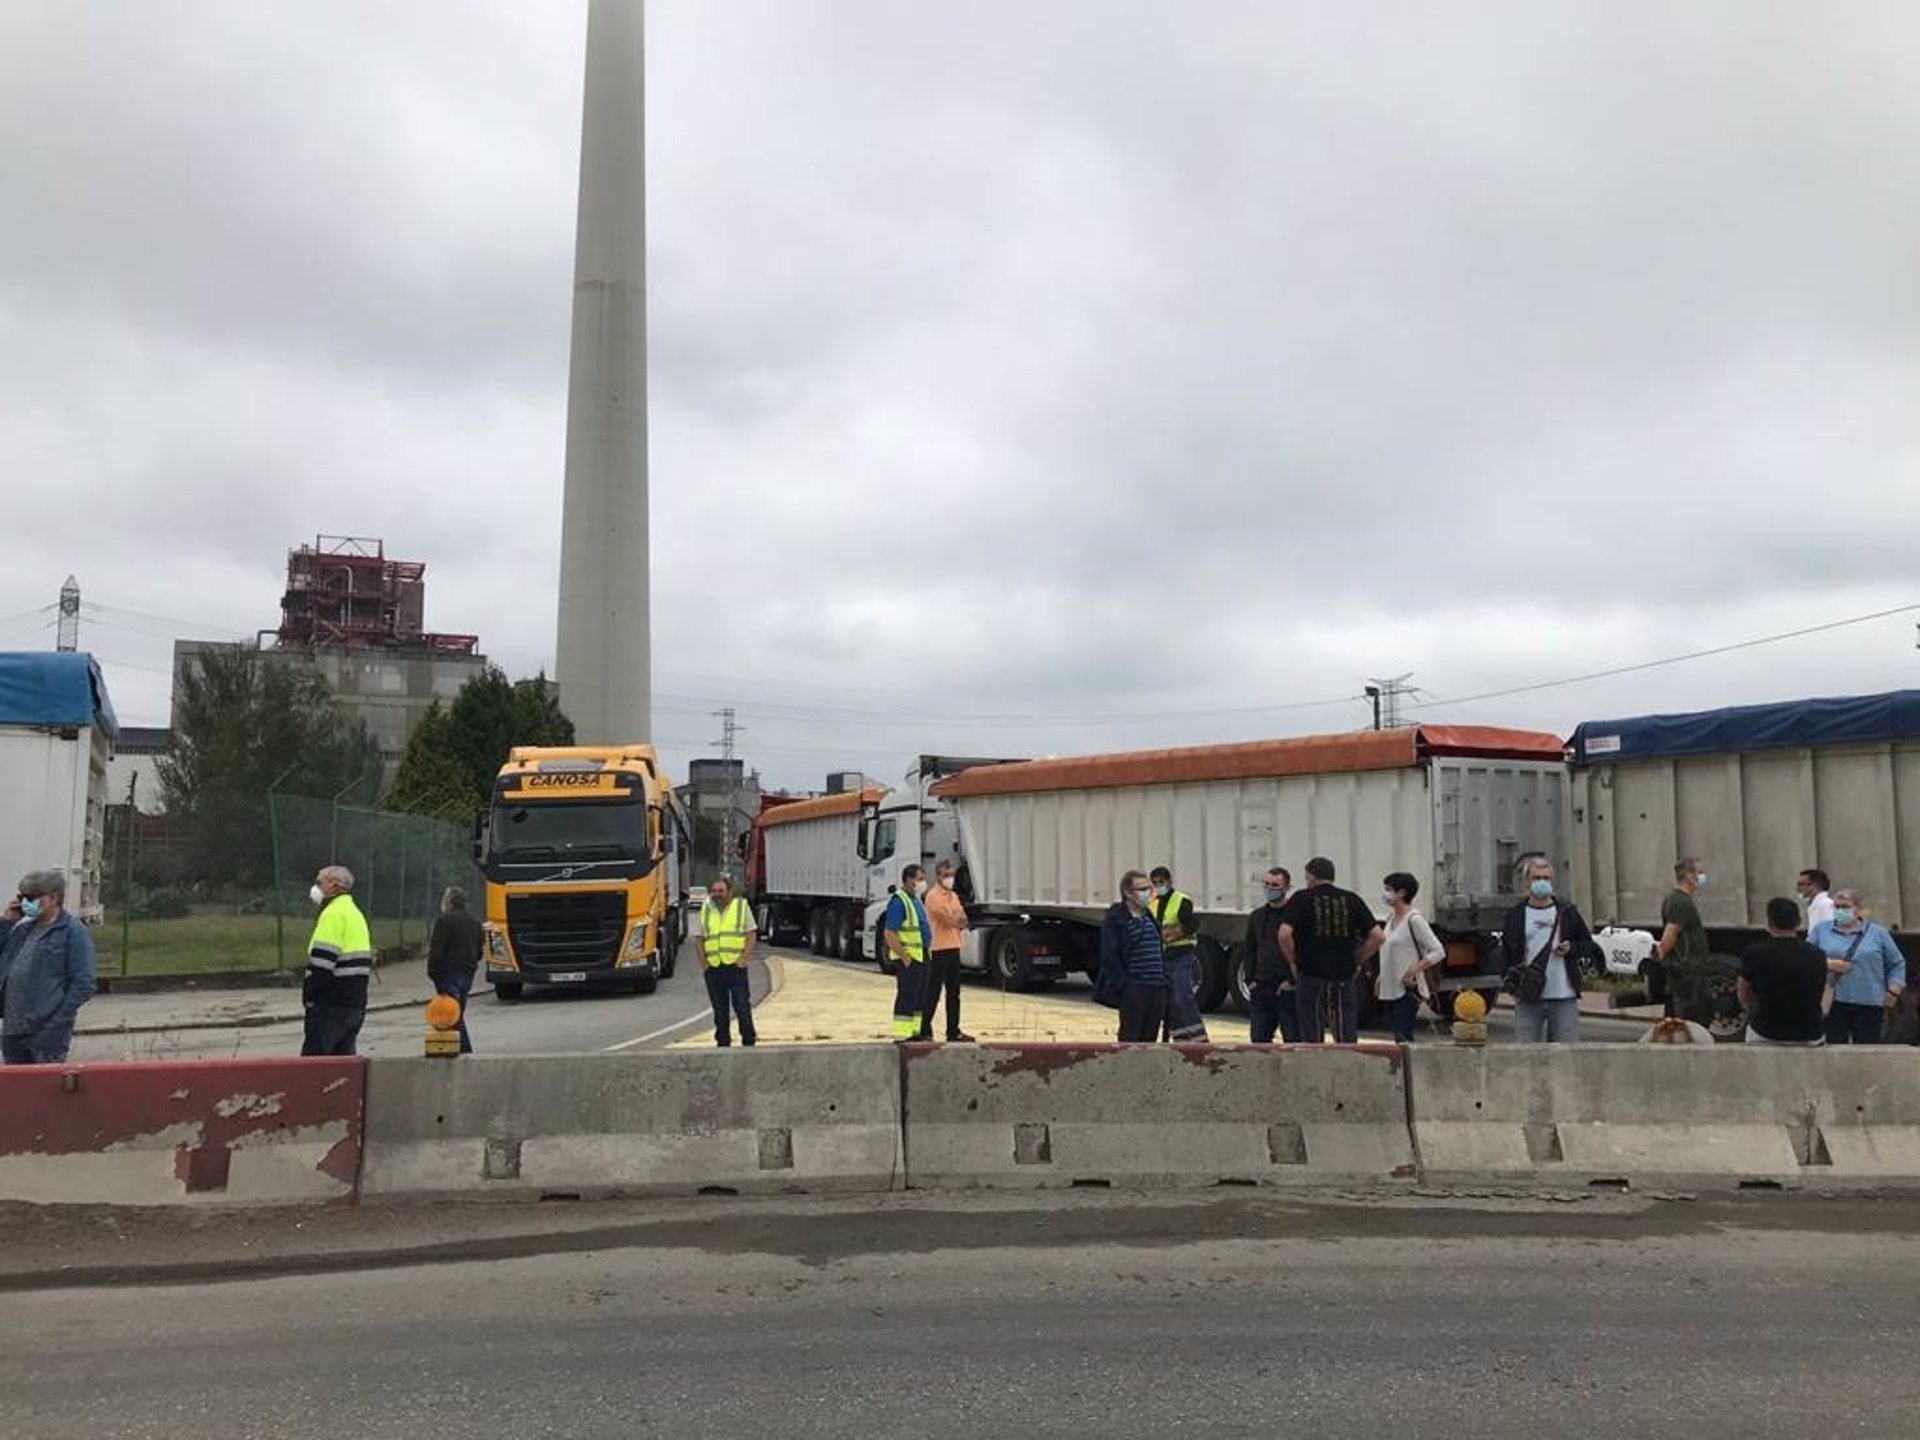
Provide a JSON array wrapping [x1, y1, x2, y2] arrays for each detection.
[[477, 744, 689, 1001]]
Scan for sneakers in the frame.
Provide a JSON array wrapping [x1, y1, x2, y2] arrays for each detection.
[[947, 1032, 976, 1043]]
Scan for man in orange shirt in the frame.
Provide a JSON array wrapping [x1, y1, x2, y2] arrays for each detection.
[[918, 859, 976, 1043]]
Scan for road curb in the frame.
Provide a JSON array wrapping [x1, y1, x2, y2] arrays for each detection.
[[73, 984, 488, 1039]]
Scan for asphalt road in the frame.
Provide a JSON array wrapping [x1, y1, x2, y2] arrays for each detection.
[[4, 1192, 1916, 1438]]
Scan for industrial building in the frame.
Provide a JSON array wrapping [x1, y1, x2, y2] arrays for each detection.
[[676, 757, 763, 875], [172, 536, 488, 790]]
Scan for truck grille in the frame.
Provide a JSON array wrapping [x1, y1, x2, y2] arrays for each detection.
[[505, 891, 626, 972]]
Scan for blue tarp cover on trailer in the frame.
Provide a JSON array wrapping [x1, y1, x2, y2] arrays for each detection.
[[1568, 690, 1920, 765], [0, 652, 119, 739]]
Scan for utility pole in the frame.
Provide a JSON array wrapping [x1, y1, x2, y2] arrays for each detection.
[[56, 576, 80, 652], [1365, 673, 1415, 729], [712, 707, 743, 875]]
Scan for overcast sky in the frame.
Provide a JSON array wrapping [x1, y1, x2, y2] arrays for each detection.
[[3, 1, 1917, 792]]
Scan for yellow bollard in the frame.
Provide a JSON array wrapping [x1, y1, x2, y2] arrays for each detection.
[[1449, 988, 1490, 1047], [424, 994, 463, 1058]]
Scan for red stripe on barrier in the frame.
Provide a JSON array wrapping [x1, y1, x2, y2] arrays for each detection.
[[0, 1059, 365, 1202]]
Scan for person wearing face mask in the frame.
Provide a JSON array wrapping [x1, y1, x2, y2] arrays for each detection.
[[1810, 888, 1906, 1045], [0, 870, 97, 1065], [1499, 858, 1600, 1043], [1150, 866, 1209, 1043], [883, 864, 934, 1042], [1654, 857, 1712, 1020], [1377, 873, 1445, 1044], [1242, 867, 1299, 1044], [302, 865, 374, 1056], [1099, 869, 1169, 1042], [917, 860, 975, 1043]]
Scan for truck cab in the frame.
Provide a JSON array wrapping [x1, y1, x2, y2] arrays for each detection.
[[478, 744, 686, 1000]]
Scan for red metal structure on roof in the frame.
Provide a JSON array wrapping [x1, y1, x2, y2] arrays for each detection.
[[272, 535, 478, 655]]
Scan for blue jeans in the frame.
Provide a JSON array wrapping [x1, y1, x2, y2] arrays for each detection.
[[1, 1027, 73, 1064], [1389, 989, 1421, 1044], [1162, 946, 1209, 1042], [1513, 996, 1580, 1042], [435, 971, 474, 1054]]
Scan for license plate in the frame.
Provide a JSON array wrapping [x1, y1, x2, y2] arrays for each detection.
[[547, 972, 588, 984]]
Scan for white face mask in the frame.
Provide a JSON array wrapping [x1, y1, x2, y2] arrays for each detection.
[[309, 884, 326, 907], [913, 880, 928, 896], [938, 875, 955, 890]]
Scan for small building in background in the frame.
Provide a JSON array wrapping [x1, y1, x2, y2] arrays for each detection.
[[677, 757, 763, 876], [103, 724, 171, 813]]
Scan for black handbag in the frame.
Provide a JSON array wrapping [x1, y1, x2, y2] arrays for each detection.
[[1502, 910, 1560, 1003]]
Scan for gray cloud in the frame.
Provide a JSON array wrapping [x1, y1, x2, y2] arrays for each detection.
[[2, 0, 1916, 792]]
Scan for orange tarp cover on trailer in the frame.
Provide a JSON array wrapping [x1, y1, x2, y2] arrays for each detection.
[[755, 786, 885, 827], [929, 725, 1563, 799]]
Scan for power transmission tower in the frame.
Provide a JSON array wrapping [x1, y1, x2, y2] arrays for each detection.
[[56, 576, 80, 652], [1364, 673, 1415, 729], [711, 707, 744, 874]]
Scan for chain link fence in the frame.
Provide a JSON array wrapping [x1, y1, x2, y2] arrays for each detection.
[[101, 792, 479, 980]]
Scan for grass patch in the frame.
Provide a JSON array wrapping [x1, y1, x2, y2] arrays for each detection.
[[99, 906, 419, 977]]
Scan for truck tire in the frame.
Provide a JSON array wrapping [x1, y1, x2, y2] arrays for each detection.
[[989, 930, 1035, 990], [810, 910, 829, 956], [1695, 955, 1748, 1042], [757, 903, 776, 945], [661, 913, 679, 978], [838, 908, 858, 962], [494, 980, 522, 1003], [1226, 944, 1253, 1013], [1194, 937, 1230, 1013]]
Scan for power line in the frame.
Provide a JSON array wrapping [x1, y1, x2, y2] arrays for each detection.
[[1405, 599, 1920, 714]]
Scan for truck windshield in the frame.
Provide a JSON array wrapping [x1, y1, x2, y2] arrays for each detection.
[[486, 800, 653, 875]]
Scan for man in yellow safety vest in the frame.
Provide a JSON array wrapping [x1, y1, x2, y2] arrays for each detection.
[[1152, 866, 1210, 1043], [696, 874, 758, 1047], [883, 864, 932, 1042], [302, 865, 375, 1056]]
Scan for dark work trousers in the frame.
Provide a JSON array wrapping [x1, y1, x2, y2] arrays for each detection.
[[919, 948, 964, 1039], [1118, 980, 1169, 1042], [1825, 1000, 1885, 1046], [1, 1029, 72, 1064], [1161, 945, 1210, 1042], [704, 964, 757, 1046], [301, 1002, 366, 1057], [892, 958, 927, 1040], [1295, 972, 1358, 1044], [435, 970, 475, 1054], [1248, 980, 1302, 1044]]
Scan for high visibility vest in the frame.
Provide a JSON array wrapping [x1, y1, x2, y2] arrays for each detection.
[[307, 895, 374, 981], [701, 898, 752, 967], [891, 890, 928, 962], [1155, 889, 1198, 951]]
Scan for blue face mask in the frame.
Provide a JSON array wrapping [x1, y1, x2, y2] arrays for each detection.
[[19, 897, 42, 921], [1264, 886, 1287, 903], [1529, 879, 1554, 899], [1835, 906, 1857, 926]]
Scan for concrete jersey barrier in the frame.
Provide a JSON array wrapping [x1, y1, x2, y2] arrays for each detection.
[[0, 1058, 364, 1206], [902, 1042, 1416, 1189], [359, 1048, 904, 1198], [1410, 1045, 1920, 1189]]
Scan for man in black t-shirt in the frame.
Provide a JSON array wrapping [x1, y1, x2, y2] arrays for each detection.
[[1279, 856, 1384, 1044], [1739, 896, 1828, 1046]]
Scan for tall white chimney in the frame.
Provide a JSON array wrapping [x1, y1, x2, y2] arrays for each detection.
[[555, 0, 649, 744]]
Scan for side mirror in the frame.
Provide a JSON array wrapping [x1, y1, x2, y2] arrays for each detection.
[[856, 816, 873, 862]]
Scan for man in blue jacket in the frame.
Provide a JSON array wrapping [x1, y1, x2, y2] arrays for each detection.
[[1100, 869, 1169, 1042], [0, 869, 98, 1064]]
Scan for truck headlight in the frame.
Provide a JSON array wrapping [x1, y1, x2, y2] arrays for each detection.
[[624, 922, 650, 957], [486, 928, 512, 963]]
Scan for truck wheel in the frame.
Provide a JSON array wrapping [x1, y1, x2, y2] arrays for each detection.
[[1699, 956, 1747, 1041], [989, 931, 1034, 990], [809, 910, 829, 956], [661, 914, 679, 978], [837, 908, 859, 961], [1194, 937, 1231, 1012], [494, 980, 522, 1003], [1226, 945, 1253, 1014]]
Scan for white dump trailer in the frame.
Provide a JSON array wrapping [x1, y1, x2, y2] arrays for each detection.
[[932, 725, 1570, 1011], [0, 652, 118, 925], [1568, 690, 1920, 953]]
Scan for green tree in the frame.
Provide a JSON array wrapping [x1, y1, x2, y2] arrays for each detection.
[[385, 666, 575, 815], [158, 647, 382, 887]]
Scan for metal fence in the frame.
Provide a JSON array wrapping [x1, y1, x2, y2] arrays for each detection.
[[101, 793, 479, 979]]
